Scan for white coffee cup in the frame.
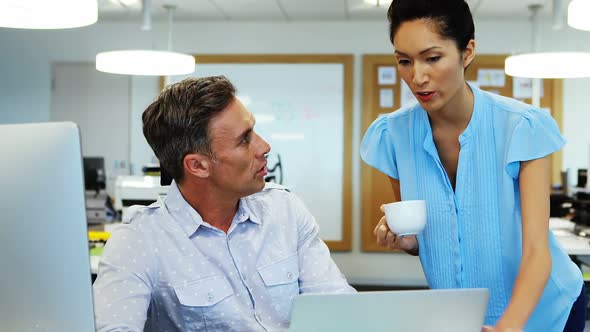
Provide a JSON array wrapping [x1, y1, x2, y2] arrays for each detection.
[[383, 200, 426, 236]]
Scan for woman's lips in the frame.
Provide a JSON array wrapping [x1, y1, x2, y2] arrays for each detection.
[[416, 91, 435, 102]]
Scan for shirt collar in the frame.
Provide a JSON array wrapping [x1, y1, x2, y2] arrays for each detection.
[[164, 181, 262, 237], [458, 82, 484, 142], [238, 198, 262, 225], [422, 82, 484, 154]]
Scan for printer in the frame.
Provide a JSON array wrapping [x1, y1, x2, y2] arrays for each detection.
[[114, 175, 168, 221]]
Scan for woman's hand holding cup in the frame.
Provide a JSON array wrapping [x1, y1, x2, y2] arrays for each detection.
[[374, 200, 426, 253]]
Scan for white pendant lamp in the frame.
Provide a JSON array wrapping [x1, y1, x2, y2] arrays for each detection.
[[95, 3, 195, 76], [0, 0, 97, 29], [505, 3, 590, 79], [505, 52, 590, 78], [568, 0, 590, 31], [96, 50, 195, 76]]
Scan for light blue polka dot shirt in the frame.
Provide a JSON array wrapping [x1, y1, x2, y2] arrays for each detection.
[[93, 182, 355, 332], [361, 85, 582, 331]]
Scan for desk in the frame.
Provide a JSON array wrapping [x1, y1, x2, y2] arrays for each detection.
[[90, 255, 100, 275], [550, 218, 590, 256], [550, 218, 590, 283], [89, 223, 120, 275]]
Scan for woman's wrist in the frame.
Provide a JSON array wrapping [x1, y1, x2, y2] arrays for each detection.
[[404, 242, 419, 256]]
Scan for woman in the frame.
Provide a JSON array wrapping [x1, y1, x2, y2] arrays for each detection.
[[360, 0, 586, 331]]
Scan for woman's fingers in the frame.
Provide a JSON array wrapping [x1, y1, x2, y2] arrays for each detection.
[[385, 229, 397, 249], [375, 206, 399, 249], [376, 225, 389, 246], [374, 215, 388, 235]]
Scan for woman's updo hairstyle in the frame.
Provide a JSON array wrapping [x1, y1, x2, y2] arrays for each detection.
[[387, 0, 475, 50]]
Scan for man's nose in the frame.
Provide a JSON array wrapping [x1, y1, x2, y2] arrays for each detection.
[[256, 133, 271, 157]]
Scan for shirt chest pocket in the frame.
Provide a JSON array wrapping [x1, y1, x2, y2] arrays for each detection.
[[172, 275, 236, 331], [174, 275, 233, 307], [257, 253, 300, 286], [257, 253, 300, 322]]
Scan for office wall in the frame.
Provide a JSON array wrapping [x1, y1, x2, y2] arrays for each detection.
[[51, 63, 132, 193], [1, 18, 589, 285], [563, 79, 590, 184]]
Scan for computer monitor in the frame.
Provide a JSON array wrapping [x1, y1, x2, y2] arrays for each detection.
[[577, 168, 588, 189], [83, 156, 106, 192], [0, 122, 96, 331]]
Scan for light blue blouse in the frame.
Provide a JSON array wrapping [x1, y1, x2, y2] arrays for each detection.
[[361, 85, 582, 331]]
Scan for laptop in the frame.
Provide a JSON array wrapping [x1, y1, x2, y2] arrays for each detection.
[[290, 288, 489, 332], [0, 122, 96, 331]]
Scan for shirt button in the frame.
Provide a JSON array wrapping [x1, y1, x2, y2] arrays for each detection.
[[207, 293, 214, 302], [287, 272, 294, 279]]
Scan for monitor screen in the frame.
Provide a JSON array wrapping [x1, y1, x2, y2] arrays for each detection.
[[0, 122, 96, 331], [83, 156, 106, 191]]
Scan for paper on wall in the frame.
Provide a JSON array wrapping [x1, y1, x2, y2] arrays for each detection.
[[477, 69, 505, 87], [379, 88, 394, 108], [513, 77, 544, 99], [378, 66, 397, 85]]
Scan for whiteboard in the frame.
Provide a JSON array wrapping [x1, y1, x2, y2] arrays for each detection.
[[168, 61, 348, 245]]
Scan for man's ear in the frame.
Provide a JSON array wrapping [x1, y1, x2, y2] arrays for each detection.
[[183, 153, 211, 179], [463, 39, 476, 69]]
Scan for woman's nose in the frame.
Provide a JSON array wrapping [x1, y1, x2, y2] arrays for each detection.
[[412, 65, 429, 86]]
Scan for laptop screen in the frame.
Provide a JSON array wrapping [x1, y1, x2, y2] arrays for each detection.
[[290, 288, 489, 332]]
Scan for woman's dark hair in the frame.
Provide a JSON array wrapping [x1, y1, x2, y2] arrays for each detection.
[[387, 0, 475, 50]]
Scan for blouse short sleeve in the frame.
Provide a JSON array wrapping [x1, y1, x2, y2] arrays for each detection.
[[360, 115, 399, 179], [505, 108, 566, 179]]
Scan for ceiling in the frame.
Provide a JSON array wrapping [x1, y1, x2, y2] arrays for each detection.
[[97, 0, 563, 22]]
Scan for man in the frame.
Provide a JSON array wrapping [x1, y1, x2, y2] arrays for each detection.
[[93, 76, 355, 332]]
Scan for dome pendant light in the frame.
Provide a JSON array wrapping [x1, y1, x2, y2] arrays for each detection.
[[0, 0, 97, 29], [505, 52, 590, 79], [505, 3, 590, 79], [568, 0, 590, 31], [95, 2, 195, 76]]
